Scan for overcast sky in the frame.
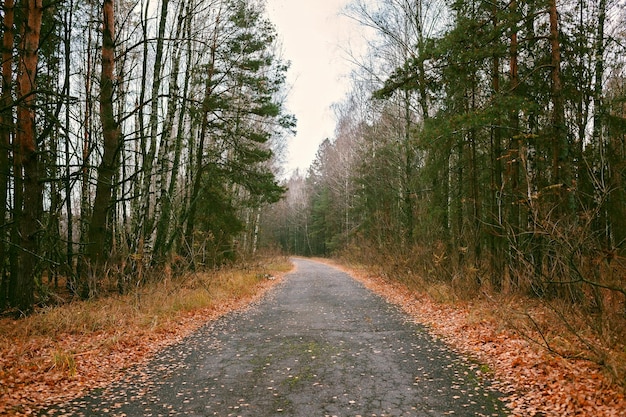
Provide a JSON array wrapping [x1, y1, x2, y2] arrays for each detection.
[[265, 0, 363, 176]]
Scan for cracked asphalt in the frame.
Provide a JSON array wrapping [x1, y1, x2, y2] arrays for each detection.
[[41, 258, 508, 416]]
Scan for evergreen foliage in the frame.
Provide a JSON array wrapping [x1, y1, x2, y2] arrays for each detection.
[[264, 0, 626, 316], [0, 0, 291, 313]]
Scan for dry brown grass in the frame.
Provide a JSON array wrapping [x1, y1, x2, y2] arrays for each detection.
[[0, 256, 293, 416]]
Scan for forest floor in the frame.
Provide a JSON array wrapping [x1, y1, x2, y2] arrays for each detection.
[[324, 258, 626, 417], [0, 257, 293, 416]]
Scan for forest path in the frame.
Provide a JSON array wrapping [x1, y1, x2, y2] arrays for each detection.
[[41, 258, 507, 416]]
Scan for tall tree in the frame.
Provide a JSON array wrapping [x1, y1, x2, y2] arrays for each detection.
[[137, 0, 171, 250], [13, 0, 44, 313], [152, 0, 188, 262], [548, 0, 569, 211], [86, 0, 121, 274], [0, 0, 15, 307], [182, 0, 288, 263]]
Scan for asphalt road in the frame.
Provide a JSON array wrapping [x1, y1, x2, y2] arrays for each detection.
[[41, 258, 508, 416]]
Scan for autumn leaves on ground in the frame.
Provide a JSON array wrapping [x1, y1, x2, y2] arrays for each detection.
[[2, 256, 626, 417], [0, 257, 293, 416], [330, 260, 626, 417]]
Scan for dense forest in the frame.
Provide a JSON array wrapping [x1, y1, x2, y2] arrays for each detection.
[[0, 0, 293, 314], [2, 0, 626, 331], [3, 0, 626, 411], [264, 0, 626, 321]]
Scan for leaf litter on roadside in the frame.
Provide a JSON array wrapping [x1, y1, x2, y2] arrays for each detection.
[[326, 260, 626, 417], [0, 270, 287, 416]]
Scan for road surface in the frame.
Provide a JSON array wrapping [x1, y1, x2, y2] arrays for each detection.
[[41, 258, 507, 416]]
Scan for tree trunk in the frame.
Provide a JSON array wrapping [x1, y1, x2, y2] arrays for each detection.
[[86, 0, 121, 275], [63, 0, 75, 281], [131, 0, 151, 251], [183, 4, 222, 262], [490, 8, 504, 288], [548, 0, 569, 209], [403, 90, 414, 245], [139, 0, 170, 252], [415, 0, 429, 122], [14, 0, 44, 314], [592, 0, 610, 248], [153, 1, 185, 261], [507, 0, 521, 288], [469, 67, 481, 263], [252, 209, 261, 255], [161, 1, 194, 257], [0, 0, 15, 308], [77, 7, 95, 286]]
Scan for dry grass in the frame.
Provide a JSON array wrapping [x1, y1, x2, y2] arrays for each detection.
[[0, 255, 292, 416], [2, 257, 291, 339]]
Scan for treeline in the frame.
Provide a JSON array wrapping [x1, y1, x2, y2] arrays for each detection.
[[0, 0, 292, 314], [265, 0, 626, 312]]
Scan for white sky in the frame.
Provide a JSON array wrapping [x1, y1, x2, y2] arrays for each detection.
[[265, 0, 363, 176]]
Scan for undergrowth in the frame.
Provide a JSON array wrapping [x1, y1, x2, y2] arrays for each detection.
[[0, 255, 292, 346]]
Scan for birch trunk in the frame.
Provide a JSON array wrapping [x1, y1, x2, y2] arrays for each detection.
[[139, 0, 170, 252], [77, 8, 95, 283], [161, 0, 194, 256], [63, 0, 75, 279], [153, 1, 185, 260]]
